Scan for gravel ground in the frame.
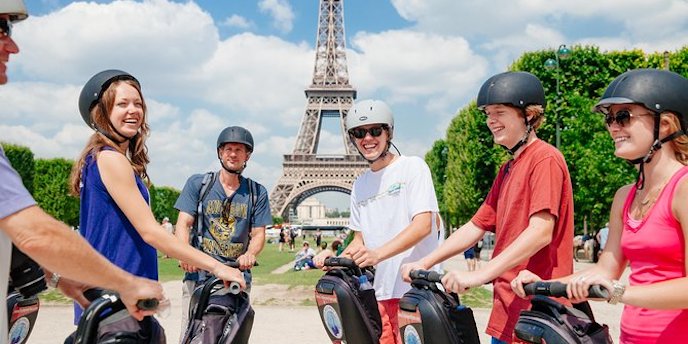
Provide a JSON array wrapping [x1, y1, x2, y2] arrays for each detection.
[[28, 252, 624, 343]]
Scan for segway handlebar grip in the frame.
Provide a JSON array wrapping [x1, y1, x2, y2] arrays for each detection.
[[523, 281, 610, 299], [136, 298, 159, 311], [323, 257, 362, 276], [228, 282, 241, 295], [409, 269, 443, 283]]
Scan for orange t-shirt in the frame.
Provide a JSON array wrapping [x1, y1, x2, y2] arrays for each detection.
[[471, 139, 574, 341]]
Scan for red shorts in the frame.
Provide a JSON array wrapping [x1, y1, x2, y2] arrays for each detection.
[[378, 298, 401, 344]]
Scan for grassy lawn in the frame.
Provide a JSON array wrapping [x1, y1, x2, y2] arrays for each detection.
[[39, 239, 493, 308]]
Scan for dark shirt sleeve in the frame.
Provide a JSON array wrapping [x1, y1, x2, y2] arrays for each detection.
[[252, 184, 273, 228], [174, 174, 204, 216]]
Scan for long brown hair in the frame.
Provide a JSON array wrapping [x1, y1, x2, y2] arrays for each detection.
[[663, 113, 688, 165], [69, 79, 150, 196]]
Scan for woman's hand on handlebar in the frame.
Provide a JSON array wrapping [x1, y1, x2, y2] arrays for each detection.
[[119, 276, 165, 321], [511, 270, 543, 298], [212, 263, 247, 290], [568, 273, 613, 302]]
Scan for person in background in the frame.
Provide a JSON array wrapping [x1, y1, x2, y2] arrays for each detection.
[[512, 69, 688, 343]]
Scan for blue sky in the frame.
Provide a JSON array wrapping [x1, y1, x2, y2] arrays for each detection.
[[5, 0, 688, 210]]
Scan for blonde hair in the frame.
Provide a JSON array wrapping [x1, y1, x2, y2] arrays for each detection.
[[69, 79, 150, 196], [662, 112, 688, 165], [525, 104, 545, 130]]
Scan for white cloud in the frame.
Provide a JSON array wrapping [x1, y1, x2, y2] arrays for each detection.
[[221, 14, 252, 29], [258, 0, 295, 33]]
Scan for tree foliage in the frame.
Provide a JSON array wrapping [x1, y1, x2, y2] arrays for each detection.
[[429, 45, 688, 234], [1, 142, 35, 194], [150, 185, 181, 223], [424, 139, 448, 220], [33, 158, 80, 227]]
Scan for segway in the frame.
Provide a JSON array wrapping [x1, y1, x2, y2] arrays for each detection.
[[65, 289, 165, 344], [513, 281, 613, 344], [314, 257, 382, 344], [180, 262, 253, 344], [7, 245, 46, 344], [398, 269, 480, 344]]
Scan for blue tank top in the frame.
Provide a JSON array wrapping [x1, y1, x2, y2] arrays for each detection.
[[74, 148, 157, 322]]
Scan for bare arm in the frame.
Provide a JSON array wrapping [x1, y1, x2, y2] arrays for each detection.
[[479, 211, 555, 283], [174, 212, 198, 273], [620, 178, 688, 309], [347, 211, 433, 267], [97, 151, 244, 287], [421, 221, 485, 268], [1, 206, 163, 319], [237, 226, 265, 270]]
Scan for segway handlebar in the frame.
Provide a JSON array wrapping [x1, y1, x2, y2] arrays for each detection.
[[323, 257, 362, 276], [409, 269, 443, 283], [224, 260, 243, 294], [523, 281, 609, 299]]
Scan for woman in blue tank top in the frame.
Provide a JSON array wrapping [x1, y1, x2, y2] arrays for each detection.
[[68, 70, 246, 322]]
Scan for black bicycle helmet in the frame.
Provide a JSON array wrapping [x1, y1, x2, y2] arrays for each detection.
[[79, 70, 139, 130], [477, 71, 546, 110], [594, 68, 688, 132], [593, 69, 688, 189], [217, 126, 254, 152]]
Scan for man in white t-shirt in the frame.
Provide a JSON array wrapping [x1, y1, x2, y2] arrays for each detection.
[[315, 99, 441, 344]]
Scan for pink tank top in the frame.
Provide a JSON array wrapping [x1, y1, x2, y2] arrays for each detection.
[[620, 166, 688, 343]]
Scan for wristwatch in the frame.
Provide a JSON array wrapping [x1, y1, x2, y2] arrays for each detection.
[[48, 272, 61, 289], [607, 280, 625, 305]]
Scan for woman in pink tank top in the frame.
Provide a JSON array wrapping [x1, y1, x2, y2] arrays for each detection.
[[511, 69, 688, 343]]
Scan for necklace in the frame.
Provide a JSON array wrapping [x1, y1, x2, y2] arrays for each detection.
[[637, 178, 670, 207]]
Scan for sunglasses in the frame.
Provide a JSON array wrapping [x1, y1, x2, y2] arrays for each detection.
[[604, 110, 653, 127], [349, 126, 386, 139], [0, 19, 11, 37]]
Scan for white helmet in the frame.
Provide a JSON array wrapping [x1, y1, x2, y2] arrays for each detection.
[[0, 0, 28, 22], [346, 99, 394, 132]]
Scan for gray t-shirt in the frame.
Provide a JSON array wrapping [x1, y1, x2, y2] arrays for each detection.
[[0, 147, 37, 343], [175, 173, 272, 280]]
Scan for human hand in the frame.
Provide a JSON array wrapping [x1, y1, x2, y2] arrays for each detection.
[[568, 273, 613, 302], [313, 249, 335, 269], [57, 277, 91, 309], [349, 246, 380, 268], [236, 253, 256, 271], [441, 270, 482, 294], [213, 264, 247, 290], [118, 276, 165, 321], [179, 260, 198, 273], [400, 261, 428, 283], [510, 270, 543, 298]]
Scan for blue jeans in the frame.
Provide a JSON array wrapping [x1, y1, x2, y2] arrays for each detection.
[[491, 338, 508, 344]]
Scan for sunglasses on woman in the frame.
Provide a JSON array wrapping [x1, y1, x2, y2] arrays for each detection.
[[604, 110, 653, 127], [349, 126, 386, 139], [0, 19, 11, 37]]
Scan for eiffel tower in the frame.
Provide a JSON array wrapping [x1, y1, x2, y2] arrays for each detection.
[[269, 0, 368, 219]]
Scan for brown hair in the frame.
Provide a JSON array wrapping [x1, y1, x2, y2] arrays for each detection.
[[525, 104, 545, 130], [662, 113, 688, 165], [69, 79, 150, 196]]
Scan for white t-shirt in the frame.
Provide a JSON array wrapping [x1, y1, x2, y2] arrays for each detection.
[[349, 155, 440, 300]]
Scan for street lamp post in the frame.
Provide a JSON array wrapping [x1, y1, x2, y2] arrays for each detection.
[[544, 44, 571, 148]]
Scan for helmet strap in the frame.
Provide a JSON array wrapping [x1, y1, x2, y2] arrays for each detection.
[[218, 153, 245, 175], [503, 115, 532, 155], [95, 102, 136, 144], [627, 114, 685, 189]]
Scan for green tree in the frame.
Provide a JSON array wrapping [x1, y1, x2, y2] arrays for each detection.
[[33, 158, 80, 226], [425, 139, 448, 223], [1, 142, 35, 194], [443, 104, 504, 228], [150, 185, 181, 223]]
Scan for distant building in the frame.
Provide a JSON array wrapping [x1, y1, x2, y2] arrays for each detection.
[[297, 197, 326, 221], [297, 197, 349, 227]]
